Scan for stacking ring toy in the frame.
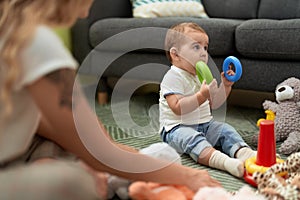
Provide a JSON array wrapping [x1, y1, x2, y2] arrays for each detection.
[[245, 156, 285, 175], [196, 61, 213, 84], [244, 120, 286, 187], [222, 56, 242, 82]]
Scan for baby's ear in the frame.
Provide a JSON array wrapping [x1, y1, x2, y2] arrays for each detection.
[[169, 47, 179, 59]]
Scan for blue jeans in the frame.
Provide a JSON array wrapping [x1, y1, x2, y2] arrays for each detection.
[[160, 120, 249, 162]]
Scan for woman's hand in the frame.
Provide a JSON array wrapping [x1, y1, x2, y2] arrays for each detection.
[[186, 168, 222, 192], [79, 161, 108, 199]]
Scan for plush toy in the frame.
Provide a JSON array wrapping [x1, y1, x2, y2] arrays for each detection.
[[129, 182, 194, 200], [128, 142, 196, 200], [107, 142, 183, 200], [107, 174, 131, 200], [128, 143, 268, 200], [253, 152, 300, 200], [111, 142, 269, 200], [130, 183, 266, 200], [193, 185, 266, 200], [252, 77, 300, 155], [139, 142, 182, 165]]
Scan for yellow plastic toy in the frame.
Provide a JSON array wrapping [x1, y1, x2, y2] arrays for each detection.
[[256, 109, 275, 126]]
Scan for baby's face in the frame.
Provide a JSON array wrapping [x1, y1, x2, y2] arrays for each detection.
[[177, 28, 209, 75]]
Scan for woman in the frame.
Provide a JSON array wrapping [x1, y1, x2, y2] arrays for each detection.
[[0, 0, 220, 199]]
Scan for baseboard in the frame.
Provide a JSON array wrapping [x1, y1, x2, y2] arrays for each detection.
[[107, 77, 276, 109], [228, 89, 275, 109]]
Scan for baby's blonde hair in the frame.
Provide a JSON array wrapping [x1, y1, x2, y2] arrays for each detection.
[[165, 22, 207, 63], [0, 0, 89, 119]]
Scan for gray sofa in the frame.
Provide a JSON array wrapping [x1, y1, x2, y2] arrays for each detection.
[[71, 0, 300, 107]]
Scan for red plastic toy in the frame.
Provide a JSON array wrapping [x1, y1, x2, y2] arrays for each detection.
[[244, 120, 284, 187]]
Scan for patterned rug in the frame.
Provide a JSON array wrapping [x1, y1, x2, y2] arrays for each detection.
[[95, 93, 282, 193]]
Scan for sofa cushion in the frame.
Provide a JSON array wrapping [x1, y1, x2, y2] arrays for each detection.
[[202, 0, 259, 19], [131, 0, 207, 18], [258, 0, 300, 19], [233, 58, 300, 92], [89, 17, 242, 56], [236, 19, 300, 60]]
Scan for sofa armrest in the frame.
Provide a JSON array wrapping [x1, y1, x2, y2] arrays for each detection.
[[71, 19, 91, 64], [89, 0, 132, 24]]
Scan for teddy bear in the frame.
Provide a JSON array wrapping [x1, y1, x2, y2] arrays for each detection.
[[252, 77, 300, 155]]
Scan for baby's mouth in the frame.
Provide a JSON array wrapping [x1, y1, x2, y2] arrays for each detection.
[[194, 59, 205, 67]]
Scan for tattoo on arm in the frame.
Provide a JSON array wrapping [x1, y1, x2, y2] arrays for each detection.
[[45, 69, 78, 110]]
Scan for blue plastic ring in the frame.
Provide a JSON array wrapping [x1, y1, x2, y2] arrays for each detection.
[[222, 56, 242, 82]]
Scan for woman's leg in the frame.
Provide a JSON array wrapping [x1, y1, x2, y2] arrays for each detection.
[[0, 160, 104, 200]]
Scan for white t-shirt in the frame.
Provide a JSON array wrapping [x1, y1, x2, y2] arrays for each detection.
[[0, 26, 78, 163], [159, 65, 212, 132]]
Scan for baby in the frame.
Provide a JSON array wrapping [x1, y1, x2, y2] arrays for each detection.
[[159, 22, 256, 177]]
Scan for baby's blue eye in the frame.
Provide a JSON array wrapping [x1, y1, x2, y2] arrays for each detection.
[[193, 44, 208, 51], [193, 44, 200, 50]]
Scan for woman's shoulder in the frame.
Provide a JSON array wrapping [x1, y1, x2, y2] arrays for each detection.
[[24, 25, 75, 62], [32, 25, 65, 48], [17, 25, 77, 89]]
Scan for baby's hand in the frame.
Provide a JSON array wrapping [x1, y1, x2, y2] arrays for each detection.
[[221, 72, 234, 87], [226, 64, 236, 76], [208, 79, 218, 90], [199, 80, 210, 99], [208, 79, 218, 97]]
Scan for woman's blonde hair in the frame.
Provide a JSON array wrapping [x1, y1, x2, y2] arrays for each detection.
[[165, 22, 207, 63], [0, 0, 89, 119]]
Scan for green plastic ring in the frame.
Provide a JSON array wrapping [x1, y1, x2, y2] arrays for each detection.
[[196, 61, 213, 84]]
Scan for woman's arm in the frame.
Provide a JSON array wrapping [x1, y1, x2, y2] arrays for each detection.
[[27, 68, 220, 191]]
